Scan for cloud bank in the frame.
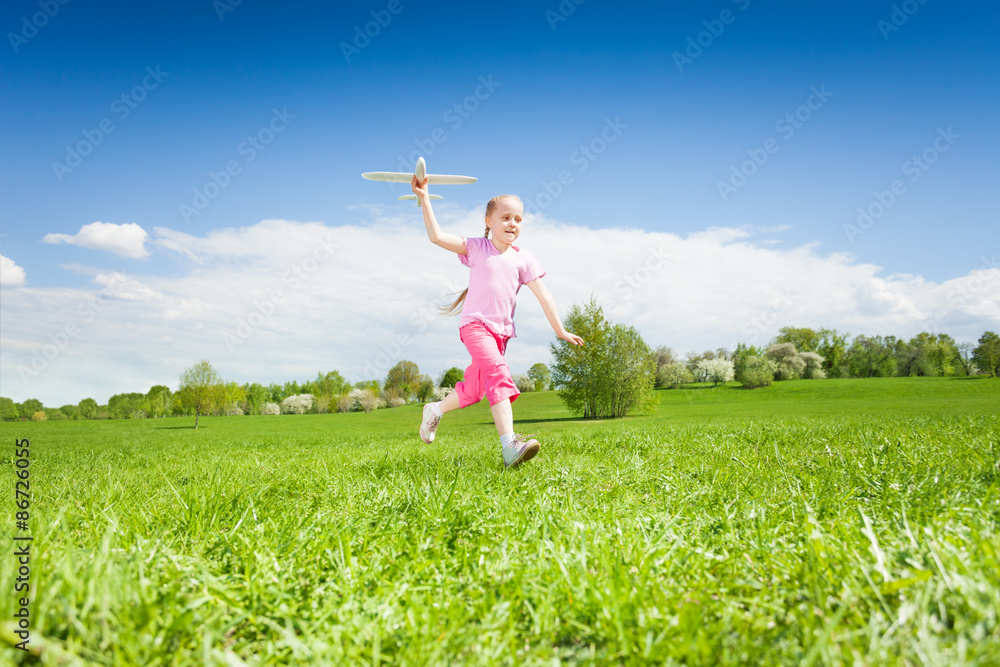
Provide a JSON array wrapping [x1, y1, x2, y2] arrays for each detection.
[[2, 206, 998, 405], [42, 221, 149, 259], [0, 254, 26, 287]]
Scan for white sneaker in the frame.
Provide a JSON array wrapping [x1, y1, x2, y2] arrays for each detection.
[[419, 403, 440, 443], [502, 434, 540, 468]]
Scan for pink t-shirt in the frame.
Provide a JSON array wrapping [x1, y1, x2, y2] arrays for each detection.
[[457, 236, 546, 338]]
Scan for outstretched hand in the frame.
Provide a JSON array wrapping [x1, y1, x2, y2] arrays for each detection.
[[559, 331, 584, 346], [411, 175, 429, 198]]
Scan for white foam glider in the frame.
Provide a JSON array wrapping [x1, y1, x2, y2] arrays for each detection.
[[362, 156, 477, 206]]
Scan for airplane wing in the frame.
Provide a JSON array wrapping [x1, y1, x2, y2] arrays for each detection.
[[361, 172, 477, 184], [398, 194, 443, 201], [425, 174, 477, 185], [362, 171, 411, 182]]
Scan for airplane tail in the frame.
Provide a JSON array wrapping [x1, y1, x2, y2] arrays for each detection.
[[398, 194, 443, 207]]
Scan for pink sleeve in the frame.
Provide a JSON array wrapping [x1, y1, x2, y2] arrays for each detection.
[[458, 236, 472, 267], [519, 250, 546, 285]]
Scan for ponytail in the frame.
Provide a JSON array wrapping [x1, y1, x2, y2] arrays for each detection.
[[441, 194, 522, 316]]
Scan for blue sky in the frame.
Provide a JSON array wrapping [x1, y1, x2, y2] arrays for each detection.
[[1, 0, 998, 405]]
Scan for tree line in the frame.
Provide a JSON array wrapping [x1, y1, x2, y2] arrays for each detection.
[[3, 305, 997, 423], [550, 299, 999, 419], [0, 359, 553, 424]]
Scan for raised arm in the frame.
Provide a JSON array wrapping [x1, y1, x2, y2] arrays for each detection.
[[412, 176, 467, 255], [527, 278, 584, 346]]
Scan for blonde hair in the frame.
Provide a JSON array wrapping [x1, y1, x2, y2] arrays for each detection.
[[441, 194, 522, 316]]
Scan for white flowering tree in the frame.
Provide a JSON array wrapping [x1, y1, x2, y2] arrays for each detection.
[[281, 394, 315, 415], [767, 343, 807, 380], [697, 358, 735, 386], [346, 388, 378, 413], [799, 351, 827, 379], [513, 373, 535, 392], [262, 402, 280, 415]]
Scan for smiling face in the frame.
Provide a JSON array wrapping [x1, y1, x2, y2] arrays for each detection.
[[485, 196, 524, 248]]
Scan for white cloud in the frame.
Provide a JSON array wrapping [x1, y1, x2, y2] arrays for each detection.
[[2, 208, 999, 406], [42, 221, 149, 259], [0, 254, 26, 286]]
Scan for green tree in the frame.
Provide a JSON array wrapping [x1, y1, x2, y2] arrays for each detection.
[[59, 404, 81, 420], [416, 375, 435, 403], [926, 333, 958, 376], [734, 343, 775, 389], [972, 331, 1000, 377], [283, 380, 302, 398], [894, 338, 929, 377], [221, 382, 246, 415], [354, 379, 380, 393], [0, 397, 19, 421], [20, 398, 44, 416], [651, 346, 679, 386], [312, 370, 351, 398], [244, 383, 269, 415], [439, 367, 464, 388], [145, 385, 173, 418], [845, 335, 897, 378], [550, 297, 655, 419], [385, 361, 421, 398], [108, 392, 145, 419], [178, 360, 224, 429], [527, 363, 552, 391], [773, 327, 820, 352], [267, 383, 285, 403], [816, 328, 849, 377], [78, 398, 99, 419], [954, 342, 976, 376]]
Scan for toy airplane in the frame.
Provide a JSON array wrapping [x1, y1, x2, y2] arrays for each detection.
[[362, 156, 477, 206]]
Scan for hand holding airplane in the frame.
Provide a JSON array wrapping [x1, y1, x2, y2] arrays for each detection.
[[362, 156, 477, 206]]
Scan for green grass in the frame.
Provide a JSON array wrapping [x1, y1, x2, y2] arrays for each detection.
[[2, 377, 999, 665]]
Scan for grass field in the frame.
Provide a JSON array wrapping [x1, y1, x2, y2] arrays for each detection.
[[2, 377, 999, 665]]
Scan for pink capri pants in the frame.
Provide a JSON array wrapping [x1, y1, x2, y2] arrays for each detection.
[[455, 321, 520, 408]]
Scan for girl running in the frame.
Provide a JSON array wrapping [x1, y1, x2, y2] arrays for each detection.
[[412, 175, 584, 468]]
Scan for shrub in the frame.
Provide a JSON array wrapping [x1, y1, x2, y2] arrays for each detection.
[[430, 386, 451, 402], [348, 388, 378, 413], [697, 358, 735, 386], [513, 373, 535, 392], [550, 297, 656, 419], [281, 394, 315, 415], [767, 343, 806, 380], [336, 395, 353, 413], [735, 354, 775, 389], [656, 363, 693, 389], [800, 352, 827, 379], [32, 411, 47, 421], [262, 402, 280, 415]]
